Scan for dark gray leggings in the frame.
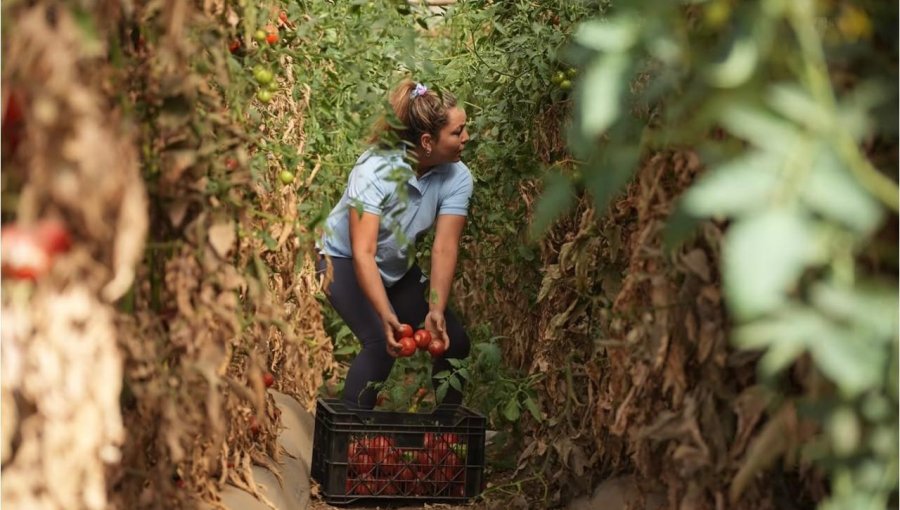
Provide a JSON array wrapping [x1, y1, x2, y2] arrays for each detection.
[[316, 256, 470, 409]]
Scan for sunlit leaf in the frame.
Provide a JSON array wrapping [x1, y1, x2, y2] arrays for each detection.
[[579, 52, 629, 137], [802, 144, 884, 233], [723, 209, 820, 319], [719, 104, 800, 156], [682, 151, 781, 218], [811, 328, 884, 397], [574, 16, 640, 52], [706, 36, 758, 88]]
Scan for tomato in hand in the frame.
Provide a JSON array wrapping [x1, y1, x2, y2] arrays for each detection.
[[398, 337, 417, 357], [396, 323, 414, 339], [413, 329, 431, 350], [427, 339, 446, 358]]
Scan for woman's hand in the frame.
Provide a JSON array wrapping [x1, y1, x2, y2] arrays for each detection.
[[382, 313, 403, 356], [425, 310, 450, 351]]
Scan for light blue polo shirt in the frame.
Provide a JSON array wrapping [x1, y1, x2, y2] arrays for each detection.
[[319, 148, 474, 286]]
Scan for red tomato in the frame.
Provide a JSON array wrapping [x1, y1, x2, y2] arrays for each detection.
[[413, 329, 432, 350], [262, 372, 275, 388], [228, 39, 241, 53], [427, 339, 446, 358], [278, 10, 288, 23], [35, 220, 72, 255], [248, 416, 260, 435], [1, 225, 52, 280], [369, 435, 393, 463], [414, 449, 434, 470], [266, 32, 279, 45], [380, 481, 399, 495], [398, 337, 417, 357], [396, 324, 414, 339], [353, 474, 374, 495], [350, 453, 375, 475], [379, 450, 400, 477], [437, 451, 463, 482]]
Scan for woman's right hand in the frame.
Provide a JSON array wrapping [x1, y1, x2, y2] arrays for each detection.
[[382, 313, 403, 356]]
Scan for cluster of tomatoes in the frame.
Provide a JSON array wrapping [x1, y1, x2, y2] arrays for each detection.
[[345, 432, 467, 498], [551, 67, 577, 91], [391, 324, 446, 358]]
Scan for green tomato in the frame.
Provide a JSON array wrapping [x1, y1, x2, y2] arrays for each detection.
[[279, 170, 295, 185], [551, 71, 565, 84], [253, 29, 267, 42], [253, 68, 274, 85], [257, 89, 273, 103], [566, 67, 577, 78], [266, 80, 279, 91], [559, 79, 572, 91]]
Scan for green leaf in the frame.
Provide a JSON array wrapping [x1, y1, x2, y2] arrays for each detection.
[[582, 143, 640, 214], [523, 397, 542, 421], [529, 173, 575, 240], [802, 144, 884, 233], [681, 151, 781, 218], [723, 209, 820, 319], [503, 399, 520, 422], [574, 16, 640, 52], [579, 52, 629, 138], [810, 282, 899, 341], [433, 370, 451, 380], [448, 375, 462, 392], [436, 382, 448, 403], [719, 103, 800, 156], [706, 36, 758, 88], [811, 328, 885, 397]]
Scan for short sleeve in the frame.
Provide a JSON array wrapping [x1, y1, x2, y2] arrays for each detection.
[[346, 162, 387, 215], [438, 165, 474, 216]]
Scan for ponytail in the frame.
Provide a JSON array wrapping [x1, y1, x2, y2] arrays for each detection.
[[369, 78, 457, 148]]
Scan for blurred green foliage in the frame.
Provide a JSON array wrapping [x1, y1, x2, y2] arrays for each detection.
[[561, 1, 898, 508]]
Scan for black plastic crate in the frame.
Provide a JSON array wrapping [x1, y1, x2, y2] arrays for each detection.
[[311, 398, 486, 505]]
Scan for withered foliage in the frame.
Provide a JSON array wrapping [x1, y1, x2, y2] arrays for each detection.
[[1, 4, 146, 509], [458, 144, 825, 508], [2, 0, 335, 509]]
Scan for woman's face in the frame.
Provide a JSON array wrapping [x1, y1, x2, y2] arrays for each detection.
[[430, 107, 469, 164]]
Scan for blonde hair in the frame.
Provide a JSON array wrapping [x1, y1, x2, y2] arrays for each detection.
[[369, 79, 458, 148]]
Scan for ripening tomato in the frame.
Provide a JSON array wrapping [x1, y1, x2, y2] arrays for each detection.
[[427, 339, 446, 358], [256, 89, 273, 103], [278, 10, 288, 24], [253, 29, 267, 42], [398, 337, 417, 357], [413, 329, 431, 350], [396, 323, 414, 339], [262, 372, 275, 388]]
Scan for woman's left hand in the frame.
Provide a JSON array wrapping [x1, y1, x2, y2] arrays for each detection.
[[425, 310, 450, 350]]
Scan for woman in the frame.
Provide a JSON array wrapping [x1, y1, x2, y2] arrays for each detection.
[[317, 79, 472, 410]]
